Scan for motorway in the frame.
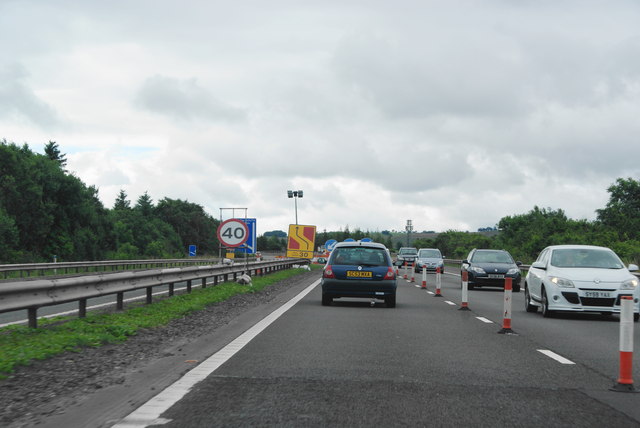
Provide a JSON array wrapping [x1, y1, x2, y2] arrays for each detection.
[[37, 270, 640, 427]]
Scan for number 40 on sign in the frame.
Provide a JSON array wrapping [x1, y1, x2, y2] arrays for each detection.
[[217, 219, 249, 247]]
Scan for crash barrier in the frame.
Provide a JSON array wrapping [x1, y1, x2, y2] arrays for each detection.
[[498, 277, 515, 334], [0, 258, 224, 279], [611, 296, 636, 392], [459, 271, 470, 310], [0, 258, 308, 328]]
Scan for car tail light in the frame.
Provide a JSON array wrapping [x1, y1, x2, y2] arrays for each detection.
[[384, 267, 395, 280], [323, 265, 335, 279]]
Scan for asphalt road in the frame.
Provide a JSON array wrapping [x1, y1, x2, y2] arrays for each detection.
[[102, 270, 640, 427]]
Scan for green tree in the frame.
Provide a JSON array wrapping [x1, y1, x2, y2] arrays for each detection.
[[44, 140, 67, 168], [596, 177, 640, 240]]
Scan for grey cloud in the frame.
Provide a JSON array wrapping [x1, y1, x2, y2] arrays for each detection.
[[0, 63, 59, 128], [134, 75, 246, 122]]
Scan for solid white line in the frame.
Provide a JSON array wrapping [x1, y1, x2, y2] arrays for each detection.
[[538, 349, 575, 365], [112, 278, 321, 428], [476, 317, 493, 323], [444, 300, 456, 306]]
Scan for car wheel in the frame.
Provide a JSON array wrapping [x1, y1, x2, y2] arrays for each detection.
[[321, 294, 332, 306], [524, 286, 537, 313], [634, 313, 639, 322], [385, 294, 396, 308], [541, 287, 554, 318]]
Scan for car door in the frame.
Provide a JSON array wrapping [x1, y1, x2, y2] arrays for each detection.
[[527, 248, 549, 301]]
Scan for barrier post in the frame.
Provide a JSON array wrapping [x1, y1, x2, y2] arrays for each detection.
[[403, 262, 408, 280], [498, 277, 516, 334], [421, 265, 427, 289], [610, 296, 637, 392], [410, 263, 415, 283], [459, 270, 470, 311], [434, 267, 442, 297]]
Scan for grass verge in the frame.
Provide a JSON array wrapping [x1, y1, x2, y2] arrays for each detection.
[[0, 266, 320, 379]]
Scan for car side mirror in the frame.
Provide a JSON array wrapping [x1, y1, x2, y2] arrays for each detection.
[[628, 264, 639, 272], [516, 261, 522, 266], [462, 259, 469, 264], [531, 261, 546, 270]]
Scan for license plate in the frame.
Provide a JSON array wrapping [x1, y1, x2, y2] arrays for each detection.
[[584, 291, 611, 298], [488, 274, 504, 279], [346, 271, 373, 278]]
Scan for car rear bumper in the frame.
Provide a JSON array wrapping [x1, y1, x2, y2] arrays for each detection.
[[322, 278, 397, 298]]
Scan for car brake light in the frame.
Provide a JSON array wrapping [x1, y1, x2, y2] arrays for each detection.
[[323, 265, 335, 279], [384, 267, 395, 280]]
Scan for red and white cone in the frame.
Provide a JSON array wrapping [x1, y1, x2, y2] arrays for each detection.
[[434, 267, 442, 297], [611, 296, 637, 392], [410, 263, 415, 283], [421, 265, 427, 289], [498, 277, 516, 334], [403, 262, 408, 280], [459, 270, 470, 310]]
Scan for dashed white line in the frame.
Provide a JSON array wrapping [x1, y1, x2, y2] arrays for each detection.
[[476, 317, 493, 323], [444, 300, 456, 306], [538, 349, 575, 365]]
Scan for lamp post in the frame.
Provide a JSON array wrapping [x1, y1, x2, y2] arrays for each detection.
[[287, 190, 303, 224]]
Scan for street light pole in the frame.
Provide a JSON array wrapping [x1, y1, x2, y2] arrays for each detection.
[[287, 190, 303, 225]]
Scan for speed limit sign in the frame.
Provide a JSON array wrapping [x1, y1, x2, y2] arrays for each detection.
[[217, 219, 249, 247]]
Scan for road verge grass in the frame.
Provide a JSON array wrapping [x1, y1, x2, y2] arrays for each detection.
[[0, 267, 319, 379]]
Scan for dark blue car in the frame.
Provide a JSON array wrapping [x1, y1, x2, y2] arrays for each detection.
[[322, 241, 397, 307]]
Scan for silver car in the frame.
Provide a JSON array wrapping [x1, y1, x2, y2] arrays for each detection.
[[415, 248, 445, 273]]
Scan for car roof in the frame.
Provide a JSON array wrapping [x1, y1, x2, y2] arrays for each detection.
[[418, 248, 440, 251], [544, 244, 612, 251], [333, 241, 388, 249]]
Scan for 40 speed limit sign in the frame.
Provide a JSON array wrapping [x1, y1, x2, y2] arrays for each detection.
[[217, 219, 249, 247]]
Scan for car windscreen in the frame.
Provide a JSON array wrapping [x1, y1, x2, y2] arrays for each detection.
[[399, 248, 417, 255], [418, 249, 441, 258], [471, 251, 513, 264], [330, 247, 390, 266], [550, 248, 624, 269]]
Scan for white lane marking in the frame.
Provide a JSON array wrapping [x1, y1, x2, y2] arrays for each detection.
[[0, 282, 206, 328], [426, 291, 434, 295], [538, 349, 575, 365], [112, 278, 321, 428], [444, 300, 456, 306], [414, 284, 421, 288], [476, 317, 493, 323]]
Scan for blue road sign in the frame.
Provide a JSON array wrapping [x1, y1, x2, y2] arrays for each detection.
[[188, 245, 197, 257], [236, 218, 257, 254], [325, 239, 338, 252]]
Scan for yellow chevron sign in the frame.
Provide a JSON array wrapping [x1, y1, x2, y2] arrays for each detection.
[[286, 224, 316, 259]]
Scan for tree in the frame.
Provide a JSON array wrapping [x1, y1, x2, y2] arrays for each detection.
[[135, 192, 154, 217], [596, 177, 640, 240], [44, 141, 67, 168], [113, 189, 131, 210]]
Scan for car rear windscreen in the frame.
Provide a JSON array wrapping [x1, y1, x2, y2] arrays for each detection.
[[331, 247, 390, 266]]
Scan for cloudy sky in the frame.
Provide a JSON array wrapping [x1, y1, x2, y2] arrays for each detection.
[[2, 1, 640, 235]]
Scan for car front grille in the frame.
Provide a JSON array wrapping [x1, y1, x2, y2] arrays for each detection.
[[580, 297, 615, 307]]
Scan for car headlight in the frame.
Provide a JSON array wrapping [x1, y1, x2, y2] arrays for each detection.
[[470, 266, 486, 274], [507, 268, 520, 275], [550, 276, 575, 288], [621, 278, 639, 290]]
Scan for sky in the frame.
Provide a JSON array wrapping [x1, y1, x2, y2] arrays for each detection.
[[2, 0, 640, 236]]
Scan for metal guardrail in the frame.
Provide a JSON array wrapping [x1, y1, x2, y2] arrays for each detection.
[[0, 258, 225, 279], [0, 258, 307, 328]]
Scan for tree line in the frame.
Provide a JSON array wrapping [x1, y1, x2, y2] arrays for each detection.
[[2, 139, 639, 264], [1, 140, 219, 263]]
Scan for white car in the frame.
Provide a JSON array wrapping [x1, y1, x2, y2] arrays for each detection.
[[525, 245, 639, 321]]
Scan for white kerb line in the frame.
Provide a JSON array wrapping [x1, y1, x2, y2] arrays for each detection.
[[537, 349, 575, 365], [112, 278, 321, 428]]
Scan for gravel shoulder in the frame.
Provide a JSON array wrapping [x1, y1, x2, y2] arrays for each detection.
[[0, 270, 321, 428]]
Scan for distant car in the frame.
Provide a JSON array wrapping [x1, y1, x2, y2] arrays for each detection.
[[415, 248, 445, 273], [396, 247, 418, 266], [524, 245, 639, 321], [322, 241, 397, 307], [461, 249, 522, 292]]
